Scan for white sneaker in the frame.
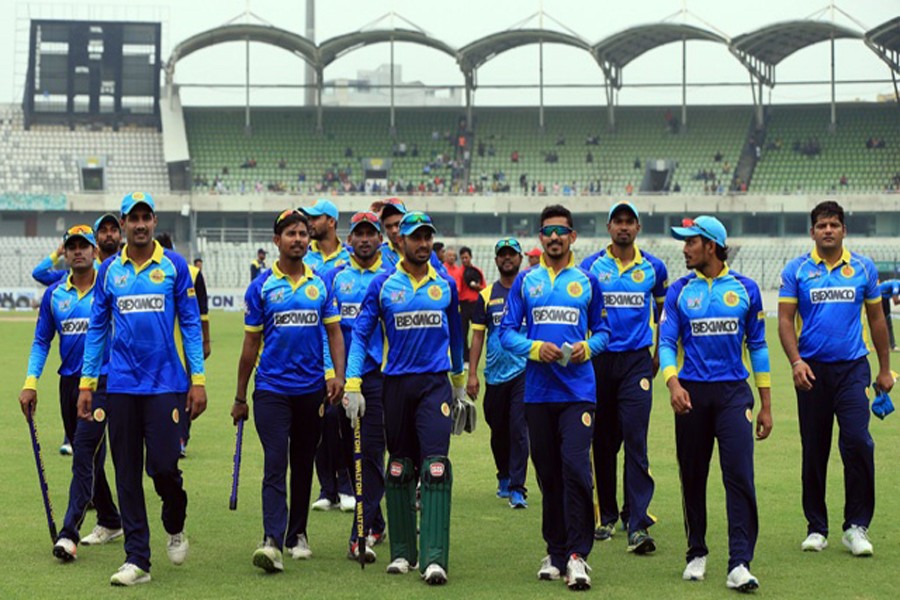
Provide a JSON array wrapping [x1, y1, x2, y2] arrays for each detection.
[[290, 533, 312, 560], [386, 557, 411, 574], [82, 524, 124, 545], [311, 497, 334, 511], [348, 541, 377, 563], [801, 533, 828, 552], [683, 556, 707, 581], [726, 564, 759, 592], [565, 554, 592, 591], [339, 493, 356, 513], [842, 525, 874, 556], [110, 562, 151, 586], [252, 542, 284, 573], [422, 563, 448, 585], [537, 555, 560, 580], [59, 442, 73, 456], [52, 537, 77, 561], [166, 532, 189, 566]]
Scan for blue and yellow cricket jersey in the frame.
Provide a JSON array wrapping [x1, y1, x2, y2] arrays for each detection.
[[880, 279, 900, 299], [659, 266, 770, 386], [33, 252, 101, 286], [779, 248, 881, 363], [580, 245, 668, 352], [23, 272, 105, 390], [472, 281, 526, 385], [304, 240, 352, 274], [499, 254, 610, 404], [80, 241, 205, 394], [345, 261, 463, 391], [323, 255, 387, 377], [245, 261, 340, 395]]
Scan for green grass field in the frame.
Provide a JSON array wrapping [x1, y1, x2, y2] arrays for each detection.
[[1, 312, 898, 599]]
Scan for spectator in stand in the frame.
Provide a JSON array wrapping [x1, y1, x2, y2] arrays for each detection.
[[626, 182, 634, 196], [488, 144, 496, 157], [714, 151, 723, 162], [458, 247, 486, 365], [586, 151, 594, 164], [723, 162, 731, 174], [512, 150, 520, 163], [525, 248, 541, 267], [673, 182, 681, 193], [278, 158, 287, 169], [840, 174, 849, 187], [251, 248, 267, 282], [634, 157, 641, 170]]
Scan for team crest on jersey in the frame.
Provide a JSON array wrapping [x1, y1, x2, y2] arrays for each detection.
[[114, 274, 129, 288], [631, 269, 645, 283], [172, 408, 180, 424], [639, 378, 650, 391], [339, 280, 354, 294], [527, 282, 544, 298], [268, 289, 285, 304], [723, 291, 740, 307], [840, 265, 855, 278], [581, 412, 592, 427], [390, 289, 407, 304], [441, 402, 451, 417], [93, 408, 106, 422], [566, 281, 583, 298], [149, 268, 165, 284], [596, 271, 612, 283], [686, 296, 703, 310], [427, 284, 443, 301], [305, 285, 320, 300], [57, 299, 71, 312]]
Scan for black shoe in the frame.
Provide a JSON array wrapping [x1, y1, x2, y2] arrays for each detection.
[[627, 529, 656, 554]]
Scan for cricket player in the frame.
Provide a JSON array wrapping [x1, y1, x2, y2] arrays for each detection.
[[19, 225, 122, 561], [77, 192, 206, 586], [466, 237, 529, 508], [344, 211, 465, 585], [499, 204, 610, 591], [660, 215, 772, 592], [580, 201, 668, 553], [232, 209, 345, 573], [373, 197, 446, 274], [322, 211, 389, 561], [778, 201, 892, 557]]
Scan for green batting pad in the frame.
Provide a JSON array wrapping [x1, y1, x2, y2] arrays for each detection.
[[419, 456, 453, 572], [384, 456, 417, 564]]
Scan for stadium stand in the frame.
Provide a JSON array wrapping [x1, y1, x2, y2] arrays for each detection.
[[0, 104, 168, 194], [752, 103, 900, 194], [0, 236, 60, 287]]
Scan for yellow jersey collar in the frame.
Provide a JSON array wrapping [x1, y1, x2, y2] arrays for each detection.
[[64, 269, 97, 298], [311, 239, 345, 263], [120, 240, 164, 266], [605, 243, 644, 270], [811, 247, 851, 269], [540, 251, 576, 284], [397, 260, 438, 288], [273, 260, 314, 286], [350, 254, 383, 273], [694, 263, 730, 282]]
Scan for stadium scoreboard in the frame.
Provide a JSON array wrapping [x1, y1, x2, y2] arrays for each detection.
[[24, 20, 161, 129]]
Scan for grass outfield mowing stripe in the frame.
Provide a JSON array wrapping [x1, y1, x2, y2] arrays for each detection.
[[0, 313, 897, 599]]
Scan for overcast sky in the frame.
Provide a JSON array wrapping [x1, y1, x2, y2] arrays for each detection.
[[1, 0, 896, 107]]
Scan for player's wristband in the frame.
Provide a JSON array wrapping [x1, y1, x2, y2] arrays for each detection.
[[790, 359, 804, 368], [234, 396, 247, 404]]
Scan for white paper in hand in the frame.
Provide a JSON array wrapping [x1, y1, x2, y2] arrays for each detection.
[[558, 342, 573, 367]]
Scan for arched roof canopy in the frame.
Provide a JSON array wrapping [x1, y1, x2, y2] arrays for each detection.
[[865, 17, 900, 74], [318, 29, 458, 70], [731, 20, 863, 86], [458, 29, 592, 75], [165, 23, 318, 86], [592, 23, 728, 89]]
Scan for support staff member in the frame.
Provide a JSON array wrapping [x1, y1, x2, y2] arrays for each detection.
[[78, 192, 207, 587], [323, 211, 389, 561], [660, 215, 772, 592], [778, 201, 892, 557], [467, 237, 529, 508], [580, 201, 668, 553], [232, 209, 345, 573], [500, 204, 609, 591], [878, 278, 900, 350], [20, 225, 122, 561], [344, 211, 465, 586]]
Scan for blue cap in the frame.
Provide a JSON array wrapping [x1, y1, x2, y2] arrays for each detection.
[[93, 212, 120, 232], [494, 237, 523, 255], [671, 215, 727, 248], [301, 199, 339, 220], [121, 192, 155, 216], [63, 224, 97, 247], [608, 201, 639, 223], [399, 211, 437, 236]]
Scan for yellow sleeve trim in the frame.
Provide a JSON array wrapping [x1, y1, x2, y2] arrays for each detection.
[[325, 368, 336, 380], [865, 298, 882, 305], [23, 376, 39, 391], [754, 372, 771, 388], [346, 377, 362, 393], [49, 251, 60, 263], [79, 377, 98, 391], [191, 374, 207, 386], [471, 323, 487, 332], [778, 297, 798, 304], [200, 314, 210, 322], [662, 366, 678, 383], [323, 315, 342, 325], [450, 372, 466, 387], [581, 341, 591, 360], [528, 341, 544, 361], [244, 324, 264, 333]]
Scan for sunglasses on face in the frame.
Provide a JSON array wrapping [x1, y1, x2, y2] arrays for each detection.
[[539, 225, 573, 237]]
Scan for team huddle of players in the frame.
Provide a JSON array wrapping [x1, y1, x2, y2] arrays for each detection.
[[19, 194, 891, 593]]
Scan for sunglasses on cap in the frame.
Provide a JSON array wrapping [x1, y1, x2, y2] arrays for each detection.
[[539, 224, 573, 237], [681, 218, 717, 241], [66, 225, 93, 237], [350, 211, 380, 226], [494, 238, 523, 255]]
